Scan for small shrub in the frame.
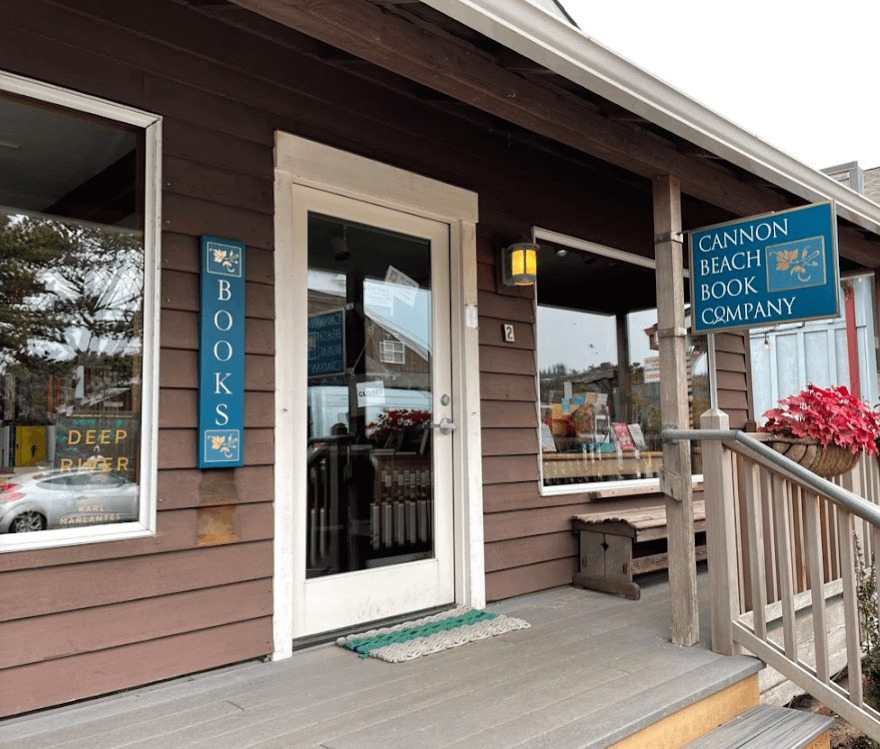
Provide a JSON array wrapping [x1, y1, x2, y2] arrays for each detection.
[[856, 536, 880, 715]]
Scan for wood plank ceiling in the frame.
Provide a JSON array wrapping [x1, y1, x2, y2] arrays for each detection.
[[194, 0, 880, 267]]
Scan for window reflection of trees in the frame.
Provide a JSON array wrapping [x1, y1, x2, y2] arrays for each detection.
[[0, 211, 143, 421]]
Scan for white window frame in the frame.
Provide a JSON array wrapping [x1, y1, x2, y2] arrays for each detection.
[[532, 227, 703, 497], [379, 338, 406, 364], [0, 71, 162, 552]]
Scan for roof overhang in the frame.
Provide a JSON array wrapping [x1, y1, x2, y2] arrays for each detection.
[[421, 0, 880, 238]]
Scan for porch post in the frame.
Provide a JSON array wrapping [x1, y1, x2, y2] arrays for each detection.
[[700, 409, 738, 655], [653, 174, 699, 646]]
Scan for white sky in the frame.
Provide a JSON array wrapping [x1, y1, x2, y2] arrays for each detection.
[[563, 0, 880, 172]]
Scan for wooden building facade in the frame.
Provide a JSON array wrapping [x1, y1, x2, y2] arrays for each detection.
[[2, 0, 880, 718]]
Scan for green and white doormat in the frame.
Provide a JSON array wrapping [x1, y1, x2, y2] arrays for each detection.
[[336, 606, 530, 662]]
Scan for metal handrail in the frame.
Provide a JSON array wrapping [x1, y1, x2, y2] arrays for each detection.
[[662, 427, 880, 527]]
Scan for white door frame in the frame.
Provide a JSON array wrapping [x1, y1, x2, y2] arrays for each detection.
[[271, 133, 484, 658], [293, 190, 454, 637]]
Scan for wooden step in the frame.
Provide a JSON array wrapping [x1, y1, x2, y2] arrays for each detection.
[[681, 704, 834, 749]]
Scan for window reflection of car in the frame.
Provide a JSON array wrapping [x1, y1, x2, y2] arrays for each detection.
[[0, 469, 139, 533]]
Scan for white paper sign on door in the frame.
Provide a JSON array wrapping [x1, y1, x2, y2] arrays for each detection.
[[357, 380, 386, 408]]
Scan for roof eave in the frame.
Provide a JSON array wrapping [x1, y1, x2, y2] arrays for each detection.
[[421, 0, 880, 237]]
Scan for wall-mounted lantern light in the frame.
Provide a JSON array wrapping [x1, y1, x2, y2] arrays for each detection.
[[502, 242, 538, 286]]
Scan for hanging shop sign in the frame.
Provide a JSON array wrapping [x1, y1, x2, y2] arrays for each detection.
[[689, 202, 839, 335], [199, 236, 245, 468]]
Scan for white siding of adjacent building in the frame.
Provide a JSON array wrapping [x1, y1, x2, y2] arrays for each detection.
[[750, 274, 878, 422]]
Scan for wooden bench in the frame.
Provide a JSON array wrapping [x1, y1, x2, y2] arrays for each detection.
[[572, 500, 706, 600]]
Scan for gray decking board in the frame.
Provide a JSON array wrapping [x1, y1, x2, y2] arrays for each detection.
[[681, 705, 834, 748], [0, 661, 266, 745], [0, 571, 763, 749], [439, 654, 754, 749], [50, 701, 245, 749], [129, 629, 649, 749], [131, 649, 628, 749], [506, 660, 764, 749], [319, 638, 724, 749]]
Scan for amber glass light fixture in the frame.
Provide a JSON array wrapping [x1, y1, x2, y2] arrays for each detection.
[[502, 242, 538, 286]]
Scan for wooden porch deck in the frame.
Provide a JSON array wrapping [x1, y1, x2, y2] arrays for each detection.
[[0, 569, 762, 749]]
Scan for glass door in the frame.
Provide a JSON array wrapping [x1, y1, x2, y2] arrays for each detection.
[[292, 187, 454, 637]]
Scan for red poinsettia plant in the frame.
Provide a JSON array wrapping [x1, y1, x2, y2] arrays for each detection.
[[367, 408, 432, 444], [760, 384, 880, 455]]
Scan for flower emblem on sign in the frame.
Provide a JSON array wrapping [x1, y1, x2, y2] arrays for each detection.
[[772, 246, 822, 283], [204, 430, 241, 463], [765, 236, 826, 293], [211, 433, 239, 457], [210, 246, 241, 276]]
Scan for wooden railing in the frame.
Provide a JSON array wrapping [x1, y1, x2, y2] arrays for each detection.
[[665, 410, 880, 741]]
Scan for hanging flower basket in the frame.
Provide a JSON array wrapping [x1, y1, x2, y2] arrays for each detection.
[[758, 384, 880, 479], [762, 435, 861, 478]]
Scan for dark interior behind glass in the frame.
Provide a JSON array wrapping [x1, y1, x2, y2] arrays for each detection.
[[306, 213, 436, 577]]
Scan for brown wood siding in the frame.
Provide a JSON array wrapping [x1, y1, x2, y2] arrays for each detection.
[[3, 541, 273, 623], [486, 558, 579, 602], [1, 579, 272, 670], [715, 332, 753, 429], [479, 244, 569, 601], [0, 500, 273, 572], [0, 0, 758, 713], [481, 428, 539, 457], [0, 618, 272, 718]]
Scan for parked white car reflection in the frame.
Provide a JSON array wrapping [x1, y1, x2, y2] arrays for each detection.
[[0, 469, 138, 533]]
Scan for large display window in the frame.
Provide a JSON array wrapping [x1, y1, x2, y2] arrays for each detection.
[[0, 73, 160, 550], [535, 233, 708, 491]]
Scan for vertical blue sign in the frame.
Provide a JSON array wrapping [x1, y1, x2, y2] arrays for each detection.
[[199, 236, 245, 468], [689, 202, 839, 334]]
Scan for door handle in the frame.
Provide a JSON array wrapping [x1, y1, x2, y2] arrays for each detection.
[[430, 417, 456, 435]]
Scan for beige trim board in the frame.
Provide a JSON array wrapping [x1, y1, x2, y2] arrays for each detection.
[[274, 132, 478, 224]]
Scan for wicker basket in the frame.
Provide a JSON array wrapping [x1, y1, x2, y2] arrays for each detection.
[[763, 436, 860, 478]]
